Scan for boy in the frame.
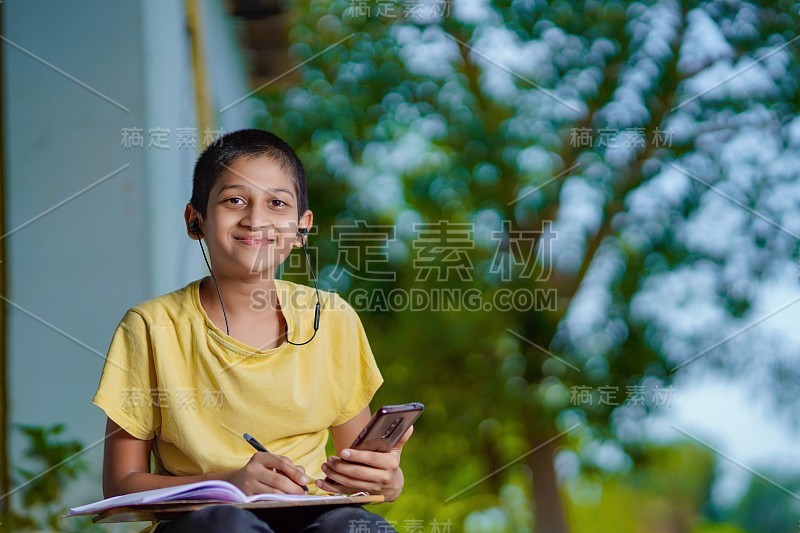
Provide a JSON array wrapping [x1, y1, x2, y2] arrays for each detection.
[[92, 129, 412, 532]]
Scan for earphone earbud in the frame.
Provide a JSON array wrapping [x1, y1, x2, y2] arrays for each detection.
[[297, 228, 308, 236], [189, 220, 200, 235]]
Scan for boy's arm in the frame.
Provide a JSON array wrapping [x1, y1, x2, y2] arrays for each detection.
[[102, 417, 309, 498], [323, 406, 412, 502], [330, 406, 371, 456], [102, 417, 233, 498]]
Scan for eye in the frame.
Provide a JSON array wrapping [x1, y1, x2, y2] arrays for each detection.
[[269, 199, 288, 208], [224, 197, 245, 206]]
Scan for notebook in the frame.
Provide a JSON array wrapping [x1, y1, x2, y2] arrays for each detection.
[[68, 480, 369, 516]]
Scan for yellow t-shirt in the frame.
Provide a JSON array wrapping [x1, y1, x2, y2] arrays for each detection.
[[91, 277, 383, 533]]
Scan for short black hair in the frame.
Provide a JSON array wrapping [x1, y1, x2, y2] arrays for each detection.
[[191, 128, 308, 220]]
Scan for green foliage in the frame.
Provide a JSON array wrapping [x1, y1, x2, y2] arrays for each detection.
[[568, 441, 717, 531], [0, 423, 103, 532], [724, 474, 800, 533], [260, 0, 800, 529], [691, 524, 747, 533]]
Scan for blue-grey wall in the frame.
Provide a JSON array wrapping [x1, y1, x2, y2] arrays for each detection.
[[4, 0, 254, 523]]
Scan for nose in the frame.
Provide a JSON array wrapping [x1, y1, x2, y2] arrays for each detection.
[[239, 203, 296, 235], [240, 201, 272, 230]]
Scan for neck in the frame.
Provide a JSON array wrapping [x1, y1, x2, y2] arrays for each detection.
[[202, 274, 281, 317]]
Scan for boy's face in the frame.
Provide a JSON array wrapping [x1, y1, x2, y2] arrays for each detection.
[[189, 155, 313, 281]]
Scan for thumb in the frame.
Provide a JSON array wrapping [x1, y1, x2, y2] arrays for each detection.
[[392, 425, 414, 453]]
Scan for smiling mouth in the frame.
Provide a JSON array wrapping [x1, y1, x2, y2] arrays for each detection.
[[235, 237, 276, 246]]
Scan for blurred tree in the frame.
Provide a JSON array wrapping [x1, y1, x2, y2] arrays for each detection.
[[567, 440, 730, 533], [254, 0, 800, 530], [725, 473, 800, 533]]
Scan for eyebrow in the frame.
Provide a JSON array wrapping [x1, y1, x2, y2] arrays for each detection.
[[216, 183, 295, 199]]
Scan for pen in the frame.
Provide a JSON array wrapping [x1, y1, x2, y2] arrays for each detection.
[[243, 432, 309, 492]]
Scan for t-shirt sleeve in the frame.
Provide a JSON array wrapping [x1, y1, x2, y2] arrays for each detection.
[[332, 300, 384, 426], [91, 308, 161, 440]]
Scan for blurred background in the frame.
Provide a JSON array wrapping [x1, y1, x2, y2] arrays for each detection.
[[1, 0, 799, 531]]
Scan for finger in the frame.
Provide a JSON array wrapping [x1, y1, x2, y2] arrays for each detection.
[[318, 465, 379, 494], [315, 477, 345, 494], [248, 477, 293, 496], [338, 448, 396, 469], [246, 453, 278, 480], [241, 469, 303, 496], [393, 425, 414, 450], [262, 469, 306, 495], [258, 453, 310, 487], [252, 455, 308, 493], [324, 459, 393, 486]]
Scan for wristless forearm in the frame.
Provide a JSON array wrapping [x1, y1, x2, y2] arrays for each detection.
[[109, 469, 234, 498]]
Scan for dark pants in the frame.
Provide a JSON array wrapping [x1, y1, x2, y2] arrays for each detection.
[[153, 504, 396, 533]]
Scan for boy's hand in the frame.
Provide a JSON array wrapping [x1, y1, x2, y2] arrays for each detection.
[[229, 452, 310, 496], [316, 425, 413, 502]]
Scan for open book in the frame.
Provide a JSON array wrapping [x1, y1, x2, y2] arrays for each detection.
[[68, 480, 368, 516]]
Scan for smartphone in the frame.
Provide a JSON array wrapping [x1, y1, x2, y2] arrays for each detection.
[[349, 403, 425, 453], [323, 403, 424, 487]]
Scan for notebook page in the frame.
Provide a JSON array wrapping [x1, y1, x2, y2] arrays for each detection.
[[68, 480, 245, 514]]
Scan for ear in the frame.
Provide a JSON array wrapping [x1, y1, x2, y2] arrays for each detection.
[[184, 203, 203, 240], [294, 209, 314, 248]]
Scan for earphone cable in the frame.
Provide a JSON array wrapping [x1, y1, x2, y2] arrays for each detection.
[[193, 224, 320, 345], [197, 236, 230, 335], [285, 233, 321, 346]]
